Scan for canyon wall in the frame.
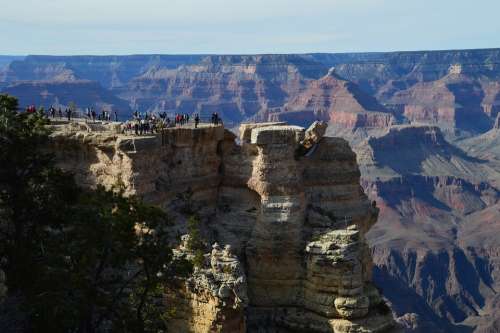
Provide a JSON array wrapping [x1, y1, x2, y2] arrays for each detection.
[[50, 121, 397, 333], [329, 123, 500, 332]]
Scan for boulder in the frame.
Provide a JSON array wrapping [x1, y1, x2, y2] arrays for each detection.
[[302, 121, 328, 149]]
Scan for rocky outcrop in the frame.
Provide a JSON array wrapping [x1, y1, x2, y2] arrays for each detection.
[[302, 120, 328, 149], [168, 242, 248, 333], [50, 121, 397, 333]]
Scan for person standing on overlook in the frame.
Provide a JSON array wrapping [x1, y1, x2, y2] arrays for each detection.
[[194, 113, 200, 128], [134, 119, 139, 135]]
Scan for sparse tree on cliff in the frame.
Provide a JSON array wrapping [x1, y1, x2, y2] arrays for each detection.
[[0, 94, 191, 332]]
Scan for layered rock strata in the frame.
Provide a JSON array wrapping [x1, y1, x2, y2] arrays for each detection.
[[50, 121, 396, 333], [274, 69, 394, 129]]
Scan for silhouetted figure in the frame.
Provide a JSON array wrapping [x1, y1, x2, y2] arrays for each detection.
[[194, 114, 200, 128], [134, 121, 139, 135]]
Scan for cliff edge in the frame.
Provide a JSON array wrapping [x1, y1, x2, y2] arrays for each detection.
[[49, 121, 397, 333]]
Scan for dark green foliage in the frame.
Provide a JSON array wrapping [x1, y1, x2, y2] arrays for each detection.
[[307, 204, 337, 223], [176, 188, 194, 215], [375, 301, 392, 315], [0, 94, 190, 332], [186, 215, 205, 268]]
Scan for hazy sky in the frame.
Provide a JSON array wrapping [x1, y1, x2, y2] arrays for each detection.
[[1, 0, 500, 55]]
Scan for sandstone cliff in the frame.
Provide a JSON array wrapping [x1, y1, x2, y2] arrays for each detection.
[[49, 121, 397, 333]]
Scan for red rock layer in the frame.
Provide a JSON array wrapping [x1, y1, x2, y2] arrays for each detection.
[[282, 70, 393, 129]]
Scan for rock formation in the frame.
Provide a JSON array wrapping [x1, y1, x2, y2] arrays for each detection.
[[387, 73, 494, 133], [168, 241, 248, 333], [50, 121, 397, 333], [277, 69, 393, 129]]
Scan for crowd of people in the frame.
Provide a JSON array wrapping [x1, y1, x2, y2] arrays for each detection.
[[42, 105, 118, 122], [84, 107, 118, 122], [20, 104, 224, 136], [121, 111, 222, 136]]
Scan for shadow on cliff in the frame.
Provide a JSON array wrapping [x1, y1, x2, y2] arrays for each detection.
[[372, 246, 496, 332], [368, 127, 488, 176], [446, 81, 492, 134]]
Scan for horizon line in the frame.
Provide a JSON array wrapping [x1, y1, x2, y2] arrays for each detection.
[[3, 46, 500, 58]]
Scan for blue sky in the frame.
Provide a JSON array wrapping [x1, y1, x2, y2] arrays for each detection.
[[1, 0, 500, 55]]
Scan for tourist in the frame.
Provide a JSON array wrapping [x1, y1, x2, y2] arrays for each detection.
[[65, 108, 72, 121], [134, 120, 139, 135], [58, 108, 63, 118], [150, 119, 155, 134], [114, 110, 118, 122], [140, 118, 146, 135], [194, 113, 200, 128], [50, 106, 56, 118]]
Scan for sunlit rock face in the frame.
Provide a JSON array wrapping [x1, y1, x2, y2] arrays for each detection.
[[50, 121, 397, 333]]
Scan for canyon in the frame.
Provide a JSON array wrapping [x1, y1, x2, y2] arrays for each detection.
[[1, 48, 500, 332]]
